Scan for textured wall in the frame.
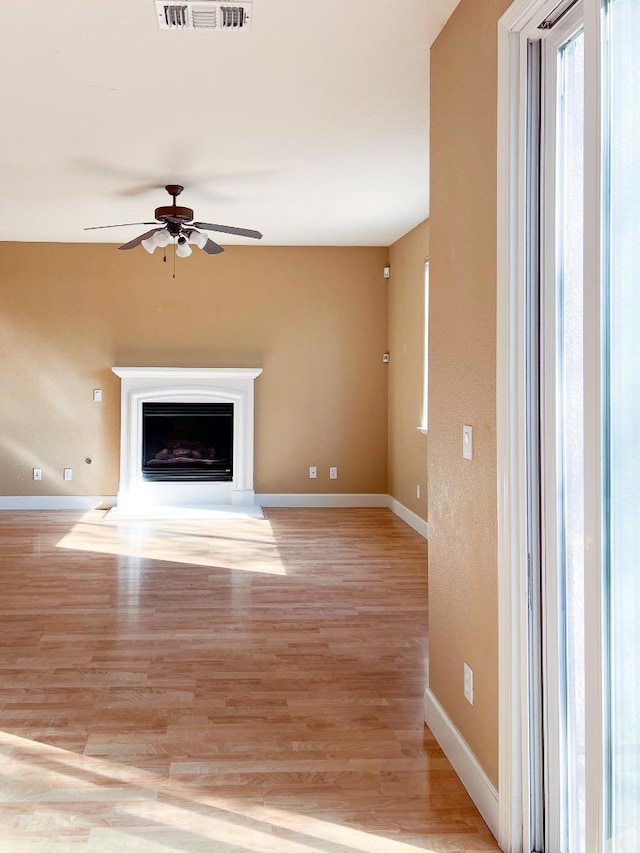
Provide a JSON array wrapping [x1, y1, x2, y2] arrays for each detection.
[[388, 220, 428, 518], [428, 0, 512, 786], [0, 243, 389, 498]]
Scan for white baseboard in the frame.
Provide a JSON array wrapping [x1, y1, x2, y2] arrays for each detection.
[[0, 496, 116, 510], [424, 688, 499, 840], [388, 497, 428, 539], [256, 493, 389, 508], [0, 494, 430, 546]]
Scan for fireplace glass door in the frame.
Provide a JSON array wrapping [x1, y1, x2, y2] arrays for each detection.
[[142, 402, 233, 482]]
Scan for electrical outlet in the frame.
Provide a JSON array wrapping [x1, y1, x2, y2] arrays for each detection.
[[63, 468, 72, 481], [33, 468, 42, 481], [93, 389, 102, 402], [464, 662, 474, 705], [309, 466, 317, 479], [329, 467, 338, 479], [416, 484, 421, 499]]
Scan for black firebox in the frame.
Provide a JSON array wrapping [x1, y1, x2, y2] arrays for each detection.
[[142, 402, 233, 482]]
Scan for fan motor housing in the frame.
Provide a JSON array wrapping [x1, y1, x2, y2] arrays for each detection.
[[155, 205, 194, 222]]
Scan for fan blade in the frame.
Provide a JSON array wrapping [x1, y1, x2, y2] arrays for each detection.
[[116, 183, 167, 197], [192, 222, 263, 240], [84, 222, 158, 231], [117, 228, 164, 251], [202, 239, 225, 255]]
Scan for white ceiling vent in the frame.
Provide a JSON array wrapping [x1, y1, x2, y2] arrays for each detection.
[[155, 1, 252, 31]]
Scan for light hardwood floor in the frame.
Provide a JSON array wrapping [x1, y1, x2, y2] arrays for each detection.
[[0, 508, 499, 852]]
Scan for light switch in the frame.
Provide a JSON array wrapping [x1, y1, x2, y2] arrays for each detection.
[[464, 662, 474, 705], [463, 425, 473, 460]]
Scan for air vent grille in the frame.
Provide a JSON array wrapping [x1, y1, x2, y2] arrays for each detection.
[[162, 4, 188, 26], [191, 7, 217, 27], [155, 0, 252, 31], [220, 5, 246, 28]]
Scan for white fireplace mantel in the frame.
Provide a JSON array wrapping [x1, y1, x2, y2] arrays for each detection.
[[112, 367, 262, 510]]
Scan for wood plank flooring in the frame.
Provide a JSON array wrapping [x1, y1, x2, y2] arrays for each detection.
[[0, 508, 499, 851]]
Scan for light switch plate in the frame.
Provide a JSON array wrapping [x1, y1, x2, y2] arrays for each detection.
[[463, 425, 473, 460], [464, 662, 474, 705]]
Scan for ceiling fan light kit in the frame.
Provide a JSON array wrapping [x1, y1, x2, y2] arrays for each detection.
[[175, 236, 193, 258], [141, 235, 156, 254], [189, 230, 208, 250], [153, 229, 171, 248], [84, 184, 263, 263], [141, 229, 171, 253]]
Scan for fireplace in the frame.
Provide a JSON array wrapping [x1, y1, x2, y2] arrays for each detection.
[[112, 367, 262, 510], [142, 402, 233, 482]]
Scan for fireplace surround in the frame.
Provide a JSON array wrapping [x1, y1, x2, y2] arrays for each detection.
[[112, 367, 262, 510]]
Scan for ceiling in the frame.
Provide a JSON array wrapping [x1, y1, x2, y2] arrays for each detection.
[[0, 0, 460, 247]]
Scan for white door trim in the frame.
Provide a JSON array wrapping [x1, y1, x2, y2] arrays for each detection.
[[497, 8, 537, 850], [496, 2, 578, 849], [498, 2, 605, 851]]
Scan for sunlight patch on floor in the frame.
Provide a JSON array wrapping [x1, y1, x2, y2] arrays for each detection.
[[55, 514, 287, 576], [0, 731, 441, 853]]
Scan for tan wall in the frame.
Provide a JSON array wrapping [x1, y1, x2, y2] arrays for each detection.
[[388, 220, 428, 518], [0, 243, 389, 498], [427, 0, 512, 787]]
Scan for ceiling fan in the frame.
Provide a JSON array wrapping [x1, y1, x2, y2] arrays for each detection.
[[84, 184, 262, 257]]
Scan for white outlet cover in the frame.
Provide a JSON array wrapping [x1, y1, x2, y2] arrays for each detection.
[[329, 467, 338, 479], [463, 425, 473, 460], [309, 466, 317, 479]]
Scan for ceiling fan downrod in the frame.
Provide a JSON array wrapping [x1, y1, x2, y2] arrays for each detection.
[[165, 184, 183, 204]]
